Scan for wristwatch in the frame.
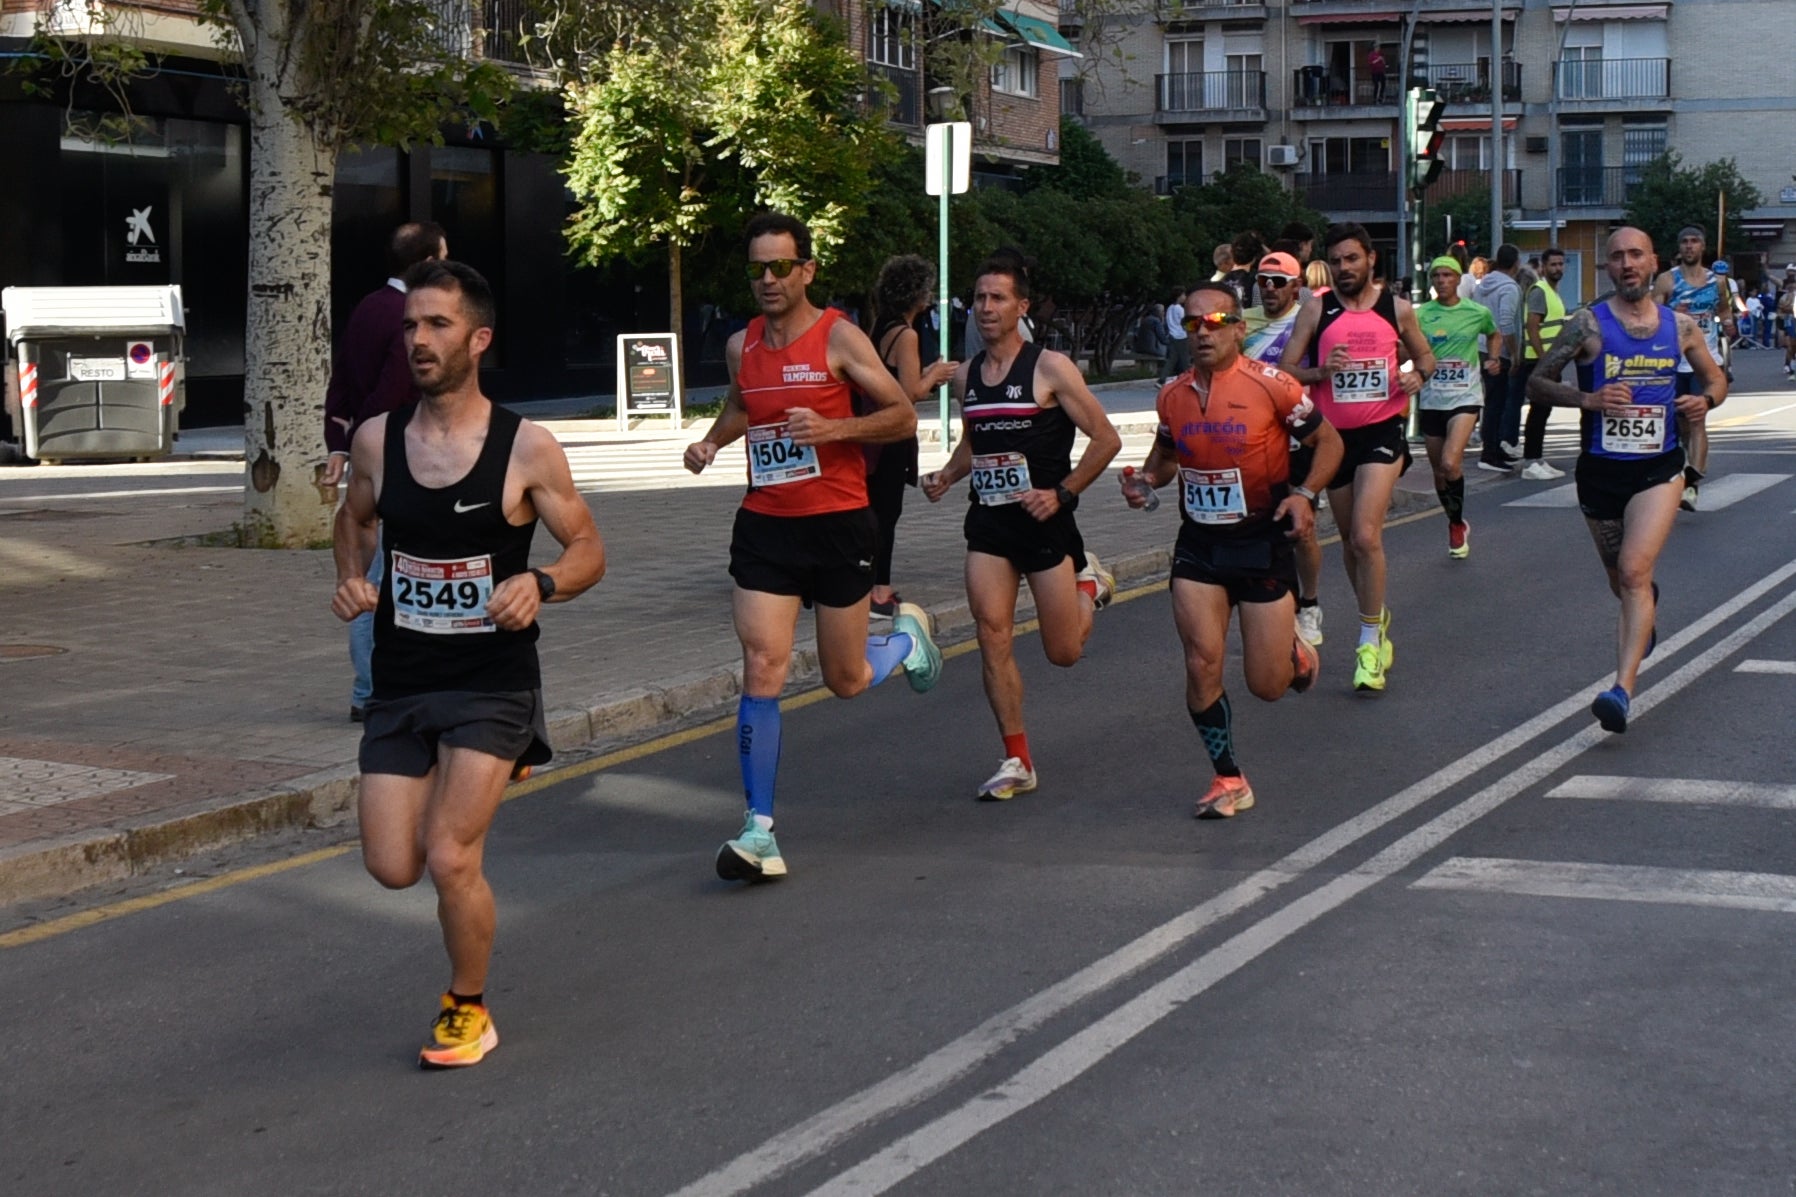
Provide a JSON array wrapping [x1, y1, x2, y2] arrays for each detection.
[[1292, 485, 1319, 508], [529, 568, 556, 602], [1054, 484, 1076, 508]]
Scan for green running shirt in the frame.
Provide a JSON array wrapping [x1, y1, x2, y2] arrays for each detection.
[[1415, 299, 1497, 411]]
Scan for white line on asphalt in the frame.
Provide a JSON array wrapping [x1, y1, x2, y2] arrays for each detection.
[[1545, 775, 1796, 809], [668, 555, 1796, 1197], [1737, 659, 1796, 674], [1412, 857, 1796, 914], [0, 485, 239, 504], [1712, 400, 1796, 428], [799, 584, 1796, 1197], [1503, 483, 1580, 508], [1688, 473, 1789, 509]]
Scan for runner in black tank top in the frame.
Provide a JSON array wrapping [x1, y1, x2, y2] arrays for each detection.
[[920, 252, 1122, 801], [331, 260, 607, 1069]]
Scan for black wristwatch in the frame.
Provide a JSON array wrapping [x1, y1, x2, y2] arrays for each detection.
[[1054, 484, 1076, 509], [529, 568, 556, 602]]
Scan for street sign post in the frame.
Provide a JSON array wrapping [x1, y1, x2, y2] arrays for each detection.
[[615, 333, 683, 431], [925, 121, 971, 451]]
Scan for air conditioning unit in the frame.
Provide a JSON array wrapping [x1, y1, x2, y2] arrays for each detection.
[[1525, 136, 1549, 154], [1267, 144, 1300, 168]]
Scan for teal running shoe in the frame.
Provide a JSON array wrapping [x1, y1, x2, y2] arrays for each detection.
[[892, 601, 942, 693], [716, 812, 786, 881]]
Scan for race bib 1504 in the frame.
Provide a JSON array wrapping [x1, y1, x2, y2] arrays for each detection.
[[747, 422, 821, 487]]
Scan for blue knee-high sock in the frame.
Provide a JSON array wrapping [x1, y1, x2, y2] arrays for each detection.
[[865, 632, 915, 686], [738, 696, 782, 820]]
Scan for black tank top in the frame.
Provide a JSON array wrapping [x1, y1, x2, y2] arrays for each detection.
[[373, 402, 540, 697], [963, 343, 1074, 501]]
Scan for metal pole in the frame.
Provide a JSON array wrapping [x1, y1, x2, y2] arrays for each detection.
[[1546, 0, 1580, 252], [1490, 0, 1503, 254], [938, 125, 952, 452], [1396, 0, 1425, 293]]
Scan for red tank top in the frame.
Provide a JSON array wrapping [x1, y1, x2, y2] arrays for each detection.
[[1309, 287, 1408, 429], [736, 307, 867, 517]]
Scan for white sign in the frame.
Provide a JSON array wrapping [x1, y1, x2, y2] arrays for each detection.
[[70, 357, 126, 382], [125, 340, 157, 379], [925, 122, 972, 196], [1780, 186, 1796, 205], [614, 332, 683, 429]]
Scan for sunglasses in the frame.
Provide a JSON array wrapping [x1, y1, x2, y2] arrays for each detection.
[[1183, 311, 1244, 332], [1256, 274, 1296, 288], [745, 258, 811, 281]]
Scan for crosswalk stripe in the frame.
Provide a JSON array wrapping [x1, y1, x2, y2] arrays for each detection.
[[1504, 483, 1579, 508], [1737, 659, 1796, 674], [1412, 856, 1796, 914], [1544, 775, 1796, 809], [1503, 472, 1791, 510]]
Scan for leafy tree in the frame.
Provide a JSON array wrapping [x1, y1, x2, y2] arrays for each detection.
[[1021, 118, 1129, 199], [1170, 166, 1327, 271], [1623, 151, 1763, 262], [1422, 187, 1492, 261]]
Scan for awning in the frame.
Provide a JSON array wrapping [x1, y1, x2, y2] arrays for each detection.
[[1743, 221, 1787, 239], [1000, 10, 1082, 58], [1442, 118, 1518, 131], [1420, 9, 1517, 22], [1552, 4, 1668, 21], [1297, 12, 1401, 25]]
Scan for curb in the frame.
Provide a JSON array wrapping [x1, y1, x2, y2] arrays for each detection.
[[0, 496, 1426, 908]]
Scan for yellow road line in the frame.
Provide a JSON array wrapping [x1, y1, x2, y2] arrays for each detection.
[[3, 510, 1435, 949]]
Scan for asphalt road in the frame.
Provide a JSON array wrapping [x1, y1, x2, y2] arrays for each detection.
[[6, 399, 1796, 1196]]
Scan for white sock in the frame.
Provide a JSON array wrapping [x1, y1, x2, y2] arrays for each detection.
[[753, 813, 773, 831], [1357, 615, 1382, 649]]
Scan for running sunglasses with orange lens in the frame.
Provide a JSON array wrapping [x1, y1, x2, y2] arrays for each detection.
[[1183, 311, 1244, 332], [745, 258, 810, 281], [1256, 273, 1297, 288]]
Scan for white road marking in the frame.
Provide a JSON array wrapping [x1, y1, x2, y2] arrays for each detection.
[[670, 556, 1796, 1197], [1711, 400, 1796, 429], [1545, 775, 1796, 809], [1504, 484, 1580, 508], [1689, 473, 1788, 509], [0, 485, 239, 504], [1413, 857, 1796, 915], [797, 584, 1796, 1197], [1736, 659, 1796, 674]]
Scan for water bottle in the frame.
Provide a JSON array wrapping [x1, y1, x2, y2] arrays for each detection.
[[1122, 465, 1160, 512]]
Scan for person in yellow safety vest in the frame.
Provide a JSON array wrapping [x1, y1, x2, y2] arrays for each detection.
[[1517, 246, 1569, 480]]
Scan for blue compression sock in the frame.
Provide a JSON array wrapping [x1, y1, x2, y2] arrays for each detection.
[[737, 696, 782, 819], [866, 632, 915, 686]]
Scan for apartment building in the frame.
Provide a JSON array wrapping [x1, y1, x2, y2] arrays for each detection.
[[1059, 0, 1795, 301]]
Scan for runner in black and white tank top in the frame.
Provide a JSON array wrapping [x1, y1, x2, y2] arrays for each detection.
[[962, 341, 1075, 508]]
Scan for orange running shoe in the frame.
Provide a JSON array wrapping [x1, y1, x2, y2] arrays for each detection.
[[419, 994, 498, 1069], [1196, 774, 1255, 819]]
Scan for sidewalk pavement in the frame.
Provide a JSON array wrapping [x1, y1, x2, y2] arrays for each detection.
[[0, 389, 1504, 908]]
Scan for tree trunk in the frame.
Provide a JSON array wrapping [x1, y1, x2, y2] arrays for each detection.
[[668, 239, 684, 339], [239, 60, 338, 548]]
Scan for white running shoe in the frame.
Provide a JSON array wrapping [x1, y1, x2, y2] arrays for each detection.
[[1295, 603, 1324, 647], [977, 757, 1039, 801], [1521, 459, 1564, 480], [1078, 552, 1116, 611], [1500, 440, 1522, 459]]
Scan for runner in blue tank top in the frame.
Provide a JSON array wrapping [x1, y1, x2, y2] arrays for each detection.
[[1528, 227, 1726, 734]]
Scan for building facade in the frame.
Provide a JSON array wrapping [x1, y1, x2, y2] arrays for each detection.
[[1061, 0, 1795, 302]]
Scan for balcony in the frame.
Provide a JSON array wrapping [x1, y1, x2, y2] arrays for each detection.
[[1060, 77, 1085, 120], [1155, 71, 1268, 122], [1155, 172, 1206, 196], [1293, 170, 1402, 213], [1158, 0, 1270, 22], [422, 0, 535, 66], [1290, 68, 1398, 116], [1431, 168, 1521, 206], [869, 61, 922, 129], [1558, 165, 1645, 209], [1419, 60, 1522, 105], [1554, 58, 1670, 106]]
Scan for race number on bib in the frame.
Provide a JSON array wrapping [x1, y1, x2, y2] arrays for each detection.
[[747, 422, 820, 487], [971, 452, 1032, 506], [1432, 358, 1473, 387], [392, 551, 496, 635], [1331, 359, 1390, 404], [1600, 406, 1667, 456], [1179, 467, 1248, 525]]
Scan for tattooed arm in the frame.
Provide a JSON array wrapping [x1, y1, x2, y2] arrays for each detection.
[[1526, 308, 1613, 409]]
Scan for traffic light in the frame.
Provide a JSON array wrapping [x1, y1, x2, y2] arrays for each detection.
[[1407, 86, 1445, 195]]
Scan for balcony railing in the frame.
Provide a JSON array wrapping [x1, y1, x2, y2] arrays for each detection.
[[1419, 60, 1522, 104], [1292, 69, 1397, 109], [1431, 168, 1521, 206], [1158, 0, 1267, 13], [1558, 165, 1647, 208], [1060, 78, 1085, 118], [1554, 58, 1669, 101], [1155, 172, 1205, 195], [423, 0, 534, 65], [1156, 71, 1267, 115], [1293, 171, 1402, 211], [869, 61, 922, 128]]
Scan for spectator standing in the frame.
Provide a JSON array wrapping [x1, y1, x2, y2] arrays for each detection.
[[1473, 243, 1523, 472], [1366, 44, 1388, 102], [1164, 288, 1191, 382]]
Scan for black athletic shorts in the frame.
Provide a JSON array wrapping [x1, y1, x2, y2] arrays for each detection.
[[964, 498, 1088, 576], [1417, 405, 1481, 439], [1575, 448, 1687, 522], [1170, 524, 1297, 605], [360, 688, 551, 777], [1327, 415, 1408, 490], [729, 506, 877, 608]]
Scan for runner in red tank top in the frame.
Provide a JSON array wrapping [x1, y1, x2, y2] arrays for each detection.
[[683, 212, 945, 882], [1279, 222, 1434, 695]]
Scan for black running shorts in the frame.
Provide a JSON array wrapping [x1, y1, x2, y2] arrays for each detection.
[[964, 498, 1088, 576], [1417, 405, 1481, 439], [729, 506, 878, 608], [1327, 415, 1408, 490], [359, 688, 551, 777], [1170, 524, 1296, 605], [1575, 448, 1686, 522]]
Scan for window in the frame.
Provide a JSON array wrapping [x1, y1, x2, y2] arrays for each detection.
[[1167, 139, 1203, 189], [1560, 43, 1603, 99], [1308, 136, 1388, 175], [1224, 138, 1261, 172], [1445, 135, 1487, 171], [1166, 39, 1203, 77], [869, 7, 914, 70], [1623, 123, 1666, 189], [992, 44, 1039, 98], [1224, 53, 1263, 108]]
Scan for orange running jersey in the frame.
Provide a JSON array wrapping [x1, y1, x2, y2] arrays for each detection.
[[1154, 357, 1318, 536], [735, 307, 868, 517]]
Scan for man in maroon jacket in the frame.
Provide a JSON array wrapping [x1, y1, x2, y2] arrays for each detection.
[[324, 221, 448, 720]]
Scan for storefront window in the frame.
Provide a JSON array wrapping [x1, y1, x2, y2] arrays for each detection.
[[332, 147, 406, 336], [430, 146, 502, 367]]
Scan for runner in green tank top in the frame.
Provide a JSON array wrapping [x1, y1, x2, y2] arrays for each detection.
[[1414, 256, 1503, 559]]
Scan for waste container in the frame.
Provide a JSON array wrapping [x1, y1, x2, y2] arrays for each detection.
[[1, 285, 186, 463]]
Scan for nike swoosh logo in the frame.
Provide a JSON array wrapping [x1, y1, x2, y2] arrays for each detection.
[[453, 500, 490, 513], [1651, 344, 1670, 351], [1374, 447, 1396, 457]]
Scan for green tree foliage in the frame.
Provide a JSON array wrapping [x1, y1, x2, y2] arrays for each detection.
[[1623, 151, 1763, 261], [1170, 165, 1327, 271], [1020, 117, 1128, 199], [1422, 187, 1492, 261]]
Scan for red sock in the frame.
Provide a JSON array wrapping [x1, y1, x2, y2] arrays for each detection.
[[1077, 579, 1098, 602], [1003, 732, 1032, 771]]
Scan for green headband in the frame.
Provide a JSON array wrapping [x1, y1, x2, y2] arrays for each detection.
[[1429, 256, 1464, 276]]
